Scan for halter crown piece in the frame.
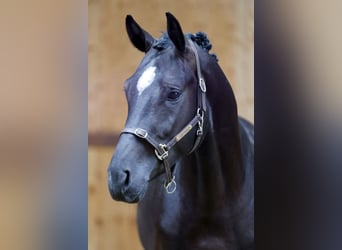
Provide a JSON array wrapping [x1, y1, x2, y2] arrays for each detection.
[[120, 40, 207, 194]]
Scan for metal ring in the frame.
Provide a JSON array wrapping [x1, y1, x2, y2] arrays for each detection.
[[164, 177, 176, 194]]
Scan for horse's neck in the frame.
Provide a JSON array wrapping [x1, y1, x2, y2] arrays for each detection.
[[184, 56, 244, 209], [193, 130, 228, 209], [177, 113, 243, 215]]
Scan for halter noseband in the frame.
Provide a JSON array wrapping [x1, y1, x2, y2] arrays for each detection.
[[120, 41, 206, 194]]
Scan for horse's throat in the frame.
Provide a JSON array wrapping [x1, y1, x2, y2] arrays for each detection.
[[190, 135, 226, 209], [192, 128, 243, 206]]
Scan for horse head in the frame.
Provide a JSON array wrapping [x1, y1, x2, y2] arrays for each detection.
[[108, 13, 210, 203]]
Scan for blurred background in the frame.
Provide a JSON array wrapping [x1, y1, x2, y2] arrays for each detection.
[[1, 0, 341, 249], [88, 0, 254, 249], [1, 0, 342, 249], [0, 1, 87, 250]]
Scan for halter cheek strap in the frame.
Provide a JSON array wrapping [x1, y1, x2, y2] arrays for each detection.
[[120, 41, 206, 194]]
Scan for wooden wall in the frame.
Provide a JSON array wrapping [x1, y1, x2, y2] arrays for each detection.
[[89, 146, 141, 250], [88, 1, 254, 249]]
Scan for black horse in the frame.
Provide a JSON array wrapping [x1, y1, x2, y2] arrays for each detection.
[[108, 12, 254, 250]]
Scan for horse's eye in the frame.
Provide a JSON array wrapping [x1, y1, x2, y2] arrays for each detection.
[[167, 90, 182, 101]]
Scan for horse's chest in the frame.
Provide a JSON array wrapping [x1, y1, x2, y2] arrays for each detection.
[[138, 188, 250, 249], [154, 219, 239, 250], [154, 207, 239, 250]]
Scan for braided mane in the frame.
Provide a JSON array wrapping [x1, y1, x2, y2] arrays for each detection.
[[189, 32, 218, 61]]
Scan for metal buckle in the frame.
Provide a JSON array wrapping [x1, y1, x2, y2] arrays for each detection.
[[196, 108, 204, 136], [197, 124, 203, 136], [197, 108, 204, 118], [155, 144, 168, 160], [199, 78, 206, 92], [164, 176, 177, 194], [135, 128, 148, 138]]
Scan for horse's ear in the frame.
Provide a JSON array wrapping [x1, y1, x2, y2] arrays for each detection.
[[166, 12, 185, 52], [126, 15, 155, 53]]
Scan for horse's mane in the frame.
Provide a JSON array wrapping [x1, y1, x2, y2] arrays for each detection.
[[152, 32, 218, 61]]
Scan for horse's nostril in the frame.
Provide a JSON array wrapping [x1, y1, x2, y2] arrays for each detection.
[[124, 170, 130, 186]]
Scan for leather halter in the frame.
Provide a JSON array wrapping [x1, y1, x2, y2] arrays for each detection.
[[120, 41, 207, 194]]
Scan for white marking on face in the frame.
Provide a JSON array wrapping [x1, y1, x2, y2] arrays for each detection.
[[137, 66, 156, 96]]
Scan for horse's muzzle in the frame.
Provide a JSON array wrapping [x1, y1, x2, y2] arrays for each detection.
[[107, 168, 143, 203]]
